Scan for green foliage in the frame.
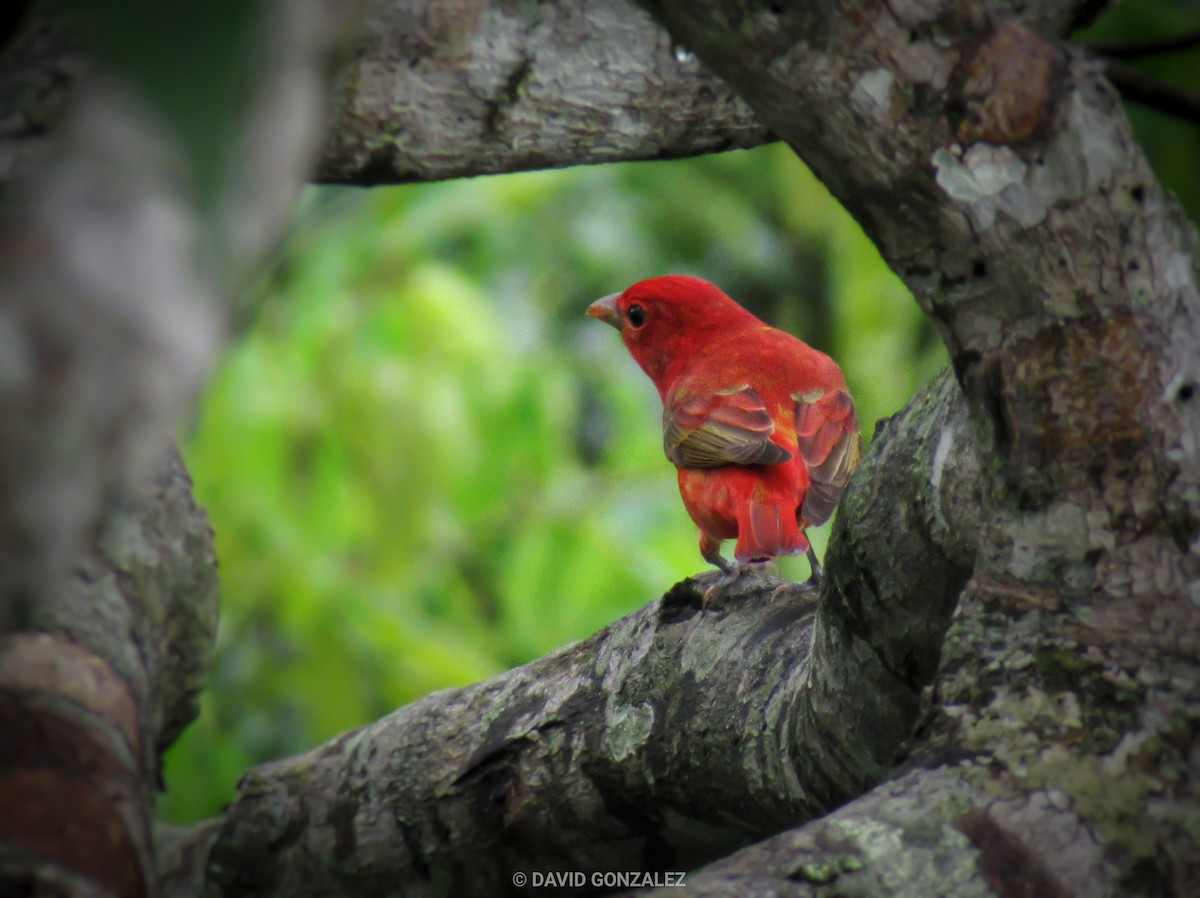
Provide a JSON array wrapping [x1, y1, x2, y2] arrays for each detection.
[[160, 145, 945, 822]]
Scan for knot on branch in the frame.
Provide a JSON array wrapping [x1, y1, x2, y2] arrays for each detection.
[[949, 19, 1063, 146]]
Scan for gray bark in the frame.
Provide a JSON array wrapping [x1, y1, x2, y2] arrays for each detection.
[[0, 1, 348, 895], [317, 0, 771, 184], [636, 765, 1116, 898]]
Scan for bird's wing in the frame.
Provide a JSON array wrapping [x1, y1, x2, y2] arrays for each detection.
[[793, 388, 860, 526], [664, 384, 793, 469]]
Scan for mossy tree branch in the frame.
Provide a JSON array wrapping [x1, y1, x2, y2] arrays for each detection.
[[201, 371, 979, 898]]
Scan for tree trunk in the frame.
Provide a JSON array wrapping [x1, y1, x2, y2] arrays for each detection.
[[0, 1, 349, 894]]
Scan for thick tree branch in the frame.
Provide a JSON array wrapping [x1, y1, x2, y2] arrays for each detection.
[[636, 765, 1113, 898], [0, 450, 219, 896], [316, 0, 772, 184], [197, 371, 979, 898], [0, 1, 349, 894], [798, 372, 978, 797]]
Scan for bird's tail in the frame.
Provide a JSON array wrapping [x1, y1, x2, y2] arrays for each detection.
[[734, 498, 809, 563]]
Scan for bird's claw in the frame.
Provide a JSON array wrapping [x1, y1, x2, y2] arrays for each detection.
[[769, 577, 821, 605], [701, 561, 742, 614], [699, 552, 824, 614], [769, 552, 823, 605], [700, 559, 784, 613]]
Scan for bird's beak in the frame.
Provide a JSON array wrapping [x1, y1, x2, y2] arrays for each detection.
[[587, 294, 622, 330]]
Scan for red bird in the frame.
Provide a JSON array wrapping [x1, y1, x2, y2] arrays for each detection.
[[588, 275, 859, 603]]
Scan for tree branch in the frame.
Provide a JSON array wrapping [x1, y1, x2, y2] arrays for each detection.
[[634, 764, 1114, 898], [0, 449, 219, 896], [0, 0, 349, 893], [315, 0, 772, 185], [195, 370, 979, 897]]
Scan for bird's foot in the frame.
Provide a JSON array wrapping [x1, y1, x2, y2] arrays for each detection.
[[769, 550, 823, 604], [700, 559, 777, 613], [769, 577, 821, 605], [701, 560, 742, 614]]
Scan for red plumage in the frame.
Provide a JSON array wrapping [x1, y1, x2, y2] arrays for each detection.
[[589, 275, 860, 575]]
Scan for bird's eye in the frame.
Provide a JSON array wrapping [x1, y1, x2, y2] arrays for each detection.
[[627, 304, 646, 328]]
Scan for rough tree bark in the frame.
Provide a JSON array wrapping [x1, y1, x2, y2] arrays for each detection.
[[317, 0, 772, 184], [3, 0, 1198, 896], [0, 1, 348, 894], [0, 451, 218, 896]]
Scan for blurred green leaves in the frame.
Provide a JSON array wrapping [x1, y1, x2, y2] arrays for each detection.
[[161, 145, 945, 822]]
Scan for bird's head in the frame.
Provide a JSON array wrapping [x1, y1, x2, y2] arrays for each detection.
[[587, 276, 760, 388]]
